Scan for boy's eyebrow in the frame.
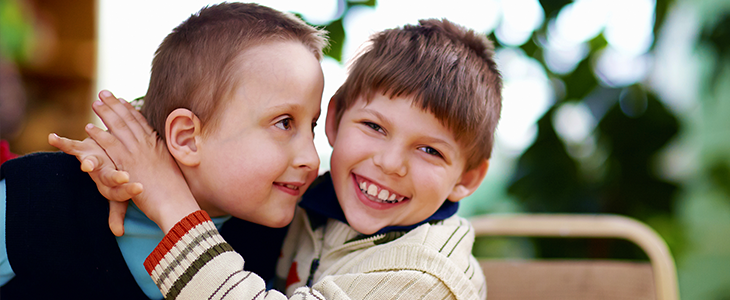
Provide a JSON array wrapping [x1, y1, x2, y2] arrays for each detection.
[[362, 108, 391, 127], [264, 103, 304, 114], [362, 108, 457, 153]]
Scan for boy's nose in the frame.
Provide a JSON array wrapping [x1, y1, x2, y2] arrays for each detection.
[[373, 148, 407, 177], [293, 134, 319, 170]]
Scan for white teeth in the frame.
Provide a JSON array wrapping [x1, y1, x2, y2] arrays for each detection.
[[377, 189, 389, 201], [277, 183, 298, 190], [357, 179, 405, 204], [367, 184, 378, 196]]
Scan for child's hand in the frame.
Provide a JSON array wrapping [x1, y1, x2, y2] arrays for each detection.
[[48, 133, 142, 237], [85, 90, 200, 234]]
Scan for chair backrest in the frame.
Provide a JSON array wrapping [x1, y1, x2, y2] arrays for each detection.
[[469, 214, 679, 300]]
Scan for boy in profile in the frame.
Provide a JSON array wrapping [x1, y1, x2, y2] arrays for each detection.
[[75, 18, 502, 299], [0, 3, 326, 299]]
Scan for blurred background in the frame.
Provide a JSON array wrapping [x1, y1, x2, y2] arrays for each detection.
[[1, 0, 728, 298]]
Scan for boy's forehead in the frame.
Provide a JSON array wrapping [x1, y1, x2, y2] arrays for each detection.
[[230, 43, 323, 87], [212, 41, 324, 122]]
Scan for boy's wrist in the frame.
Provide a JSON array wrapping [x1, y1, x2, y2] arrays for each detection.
[[141, 189, 201, 234], [157, 200, 201, 234]]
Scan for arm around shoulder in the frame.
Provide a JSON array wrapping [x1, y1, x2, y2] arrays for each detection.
[[146, 211, 478, 300], [145, 210, 329, 300]]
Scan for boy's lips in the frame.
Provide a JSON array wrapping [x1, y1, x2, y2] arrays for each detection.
[[274, 181, 304, 196], [352, 174, 409, 209]]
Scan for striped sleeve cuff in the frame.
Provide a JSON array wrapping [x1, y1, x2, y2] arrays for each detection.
[[144, 210, 234, 298]]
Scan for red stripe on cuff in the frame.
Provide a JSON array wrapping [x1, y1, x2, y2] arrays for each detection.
[[144, 210, 211, 274]]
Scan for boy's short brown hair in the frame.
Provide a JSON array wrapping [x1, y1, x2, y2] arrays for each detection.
[[331, 19, 502, 171], [142, 2, 327, 138]]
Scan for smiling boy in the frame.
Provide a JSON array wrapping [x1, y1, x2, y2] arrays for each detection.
[[0, 3, 325, 299], [72, 18, 502, 299]]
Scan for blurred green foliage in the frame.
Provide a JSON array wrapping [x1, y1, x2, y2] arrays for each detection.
[[302, 0, 377, 63], [0, 0, 36, 62], [501, 0, 681, 263]]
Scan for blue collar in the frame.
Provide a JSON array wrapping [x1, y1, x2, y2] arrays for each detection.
[[298, 172, 459, 235]]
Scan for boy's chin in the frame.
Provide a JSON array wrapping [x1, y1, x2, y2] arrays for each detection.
[[345, 214, 388, 235], [247, 211, 295, 228], [350, 224, 381, 235], [264, 219, 292, 228]]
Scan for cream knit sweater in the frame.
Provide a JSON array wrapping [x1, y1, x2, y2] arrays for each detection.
[[144, 209, 486, 300]]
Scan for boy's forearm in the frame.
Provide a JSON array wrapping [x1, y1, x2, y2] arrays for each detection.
[[145, 210, 297, 299], [145, 211, 460, 300]]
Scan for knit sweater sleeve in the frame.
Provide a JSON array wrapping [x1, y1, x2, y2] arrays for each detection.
[[144, 211, 329, 300], [145, 211, 459, 300]]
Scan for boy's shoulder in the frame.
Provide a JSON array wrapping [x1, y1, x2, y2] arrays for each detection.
[[1, 151, 81, 181], [0, 151, 101, 197], [398, 214, 475, 249], [1, 150, 109, 237], [0, 152, 151, 299], [339, 215, 485, 299], [1, 150, 109, 227]]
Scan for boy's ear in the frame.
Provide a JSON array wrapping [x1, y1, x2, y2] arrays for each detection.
[[448, 160, 489, 202], [325, 97, 338, 147], [165, 108, 203, 167]]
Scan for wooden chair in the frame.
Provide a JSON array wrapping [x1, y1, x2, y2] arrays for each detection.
[[469, 214, 679, 300]]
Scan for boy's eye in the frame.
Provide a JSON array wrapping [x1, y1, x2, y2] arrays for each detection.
[[275, 118, 292, 130], [419, 146, 443, 158], [364, 122, 384, 133]]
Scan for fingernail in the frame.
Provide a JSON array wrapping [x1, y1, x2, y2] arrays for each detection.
[[86, 123, 95, 130], [101, 90, 112, 98], [93, 100, 103, 106]]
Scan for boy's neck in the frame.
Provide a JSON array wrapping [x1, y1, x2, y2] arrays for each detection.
[[179, 166, 228, 217]]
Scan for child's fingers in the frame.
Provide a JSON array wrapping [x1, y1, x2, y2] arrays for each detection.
[[92, 100, 139, 151], [120, 98, 156, 136], [80, 156, 100, 172], [111, 170, 130, 185], [94, 179, 143, 201], [108, 200, 129, 237], [94, 166, 130, 186], [118, 97, 155, 135], [98, 90, 148, 142], [95, 164, 130, 188], [85, 123, 129, 169], [48, 134, 111, 173], [126, 182, 144, 196], [48, 133, 83, 155]]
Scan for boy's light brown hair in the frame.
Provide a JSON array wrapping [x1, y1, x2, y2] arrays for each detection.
[[142, 2, 327, 138], [331, 19, 502, 171]]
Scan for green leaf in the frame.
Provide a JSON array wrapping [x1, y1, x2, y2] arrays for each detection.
[[347, 0, 376, 8], [652, 0, 674, 51], [323, 18, 346, 62], [561, 56, 598, 101], [519, 34, 541, 60], [538, 0, 572, 20]]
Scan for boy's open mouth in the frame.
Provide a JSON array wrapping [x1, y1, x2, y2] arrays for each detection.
[[355, 176, 407, 204], [274, 182, 302, 196], [275, 183, 300, 190]]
